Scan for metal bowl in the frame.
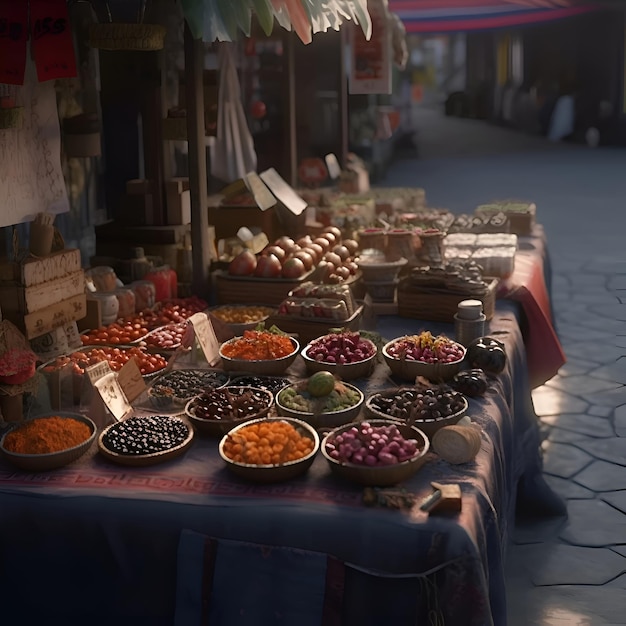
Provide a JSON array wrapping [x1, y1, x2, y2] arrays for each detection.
[[185, 385, 274, 437], [219, 336, 300, 376], [218, 417, 319, 483], [0, 412, 97, 471], [382, 337, 466, 382], [275, 381, 364, 429], [321, 419, 430, 486]]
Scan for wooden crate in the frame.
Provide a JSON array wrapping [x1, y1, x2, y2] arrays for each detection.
[[397, 279, 497, 323], [266, 305, 364, 344], [0, 248, 81, 286]]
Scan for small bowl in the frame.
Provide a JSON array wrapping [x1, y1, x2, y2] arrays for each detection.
[[208, 305, 276, 336], [364, 389, 468, 438], [301, 337, 377, 382], [219, 336, 300, 376], [382, 338, 466, 382], [363, 279, 399, 302], [185, 385, 274, 437], [0, 412, 97, 471], [356, 257, 407, 282], [321, 420, 430, 486], [275, 381, 364, 429], [218, 417, 319, 483]]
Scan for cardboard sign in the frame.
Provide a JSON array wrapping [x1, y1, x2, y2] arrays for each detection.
[[85, 360, 113, 387], [117, 358, 146, 404], [259, 168, 307, 216], [0, 0, 28, 85], [188, 312, 220, 366], [325, 154, 342, 180], [349, 0, 391, 95], [243, 171, 277, 211], [94, 372, 131, 422], [30, 0, 77, 82]]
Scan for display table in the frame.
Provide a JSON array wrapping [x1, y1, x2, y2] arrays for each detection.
[[0, 303, 563, 626]]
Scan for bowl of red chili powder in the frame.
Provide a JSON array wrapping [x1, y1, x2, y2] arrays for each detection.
[[0, 412, 96, 471]]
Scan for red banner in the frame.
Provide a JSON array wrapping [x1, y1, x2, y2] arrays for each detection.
[[30, 0, 77, 82], [0, 0, 28, 85]]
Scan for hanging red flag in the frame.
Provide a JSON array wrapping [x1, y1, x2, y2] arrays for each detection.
[[0, 0, 28, 85], [30, 0, 77, 82]]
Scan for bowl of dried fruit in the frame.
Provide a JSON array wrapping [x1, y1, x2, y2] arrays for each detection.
[[218, 417, 319, 483], [208, 305, 276, 336], [184, 385, 274, 436]]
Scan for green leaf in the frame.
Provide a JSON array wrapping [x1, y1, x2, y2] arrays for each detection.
[[251, 0, 275, 36]]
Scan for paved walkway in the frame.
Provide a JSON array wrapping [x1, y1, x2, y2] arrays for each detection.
[[380, 107, 626, 625]]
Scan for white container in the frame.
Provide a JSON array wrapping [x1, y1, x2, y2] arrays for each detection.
[[87, 292, 119, 325]]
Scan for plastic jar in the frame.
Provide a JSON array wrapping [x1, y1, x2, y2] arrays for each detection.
[[113, 288, 136, 319], [130, 280, 156, 311], [144, 267, 172, 302], [86, 266, 118, 292], [87, 292, 119, 325]]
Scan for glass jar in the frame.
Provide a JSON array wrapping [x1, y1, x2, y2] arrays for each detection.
[[130, 280, 156, 311], [86, 266, 118, 292], [144, 266, 172, 302], [113, 288, 136, 319]]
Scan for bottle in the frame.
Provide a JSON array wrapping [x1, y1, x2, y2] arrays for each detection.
[[454, 299, 486, 347]]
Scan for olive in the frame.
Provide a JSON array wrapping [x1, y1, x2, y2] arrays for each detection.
[[102, 416, 189, 455]]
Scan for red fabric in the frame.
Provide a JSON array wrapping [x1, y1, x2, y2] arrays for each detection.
[[498, 232, 566, 388], [30, 0, 77, 82], [0, 0, 28, 85]]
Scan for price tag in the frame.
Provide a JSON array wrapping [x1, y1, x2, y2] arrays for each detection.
[[94, 372, 131, 422], [117, 358, 146, 404], [85, 360, 113, 386], [188, 312, 220, 366], [325, 154, 342, 180], [244, 171, 277, 211], [259, 168, 307, 216]]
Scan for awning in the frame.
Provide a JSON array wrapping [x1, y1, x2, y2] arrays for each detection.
[[388, 0, 600, 33], [181, 0, 372, 44]]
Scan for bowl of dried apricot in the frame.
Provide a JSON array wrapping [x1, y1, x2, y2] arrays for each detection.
[[218, 417, 319, 483], [208, 305, 276, 335]]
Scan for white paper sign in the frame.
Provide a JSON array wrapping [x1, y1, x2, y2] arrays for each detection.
[[94, 372, 131, 422], [188, 312, 221, 366], [325, 154, 342, 180], [0, 58, 69, 227], [259, 168, 307, 216]]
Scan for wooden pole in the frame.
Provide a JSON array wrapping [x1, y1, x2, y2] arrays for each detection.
[[283, 31, 298, 186], [184, 23, 211, 299], [338, 28, 349, 167]]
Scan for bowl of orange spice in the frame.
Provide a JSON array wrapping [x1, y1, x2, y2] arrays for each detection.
[[218, 326, 300, 376], [219, 417, 319, 483], [0, 412, 97, 471]]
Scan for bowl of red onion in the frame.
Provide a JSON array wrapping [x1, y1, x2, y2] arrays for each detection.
[[321, 420, 430, 486], [382, 332, 466, 382], [301, 332, 377, 381]]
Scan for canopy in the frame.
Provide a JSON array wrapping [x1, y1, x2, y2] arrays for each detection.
[[388, 0, 599, 33], [180, 0, 372, 44]]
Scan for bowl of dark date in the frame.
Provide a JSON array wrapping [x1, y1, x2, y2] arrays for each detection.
[[365, 386, 468, 438], [185, 385, 274, 436]]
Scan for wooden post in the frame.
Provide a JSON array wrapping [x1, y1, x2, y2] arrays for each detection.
[[184, 23, 211, 299], [283, 31, 298, 187], [338, 28, 349, 168]]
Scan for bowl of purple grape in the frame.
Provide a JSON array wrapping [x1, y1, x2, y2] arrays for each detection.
[[301, 332, 377, 381], [321, 420, 430, 486], [382, 331, 466, 382]]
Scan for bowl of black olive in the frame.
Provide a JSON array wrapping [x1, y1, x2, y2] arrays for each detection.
[[184, 385, 274, 437], [364, 386, 468, 438], [98, 415, 194, 466]]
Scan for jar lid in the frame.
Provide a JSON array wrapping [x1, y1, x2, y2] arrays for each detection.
[[457, 299, 483, 320]]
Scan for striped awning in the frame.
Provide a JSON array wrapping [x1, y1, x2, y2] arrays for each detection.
[[388, 0, 599, 33]]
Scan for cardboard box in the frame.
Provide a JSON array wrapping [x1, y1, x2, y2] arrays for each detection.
[[0, 248, 81, 286]]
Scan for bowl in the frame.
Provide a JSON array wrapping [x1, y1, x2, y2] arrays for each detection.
[[0, 412, 97, 471], [275, 381, 364, 429], [148, 369, 230, 409], [321, 419, 430, 486], [382, 337, 466, 382], [364, 389, 468, 438], [218, 417, 319, 483], [185, 385, 274, 437], [301, 337, 377, 382], [208, 305, 276, 336], [363, 279, 399, 302], [227, 375, 292, 395], [219, 336, 300, 376], [356, 257, 407, 283]]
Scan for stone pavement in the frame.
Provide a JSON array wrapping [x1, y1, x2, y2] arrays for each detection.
[[380, 107, 626, 625]]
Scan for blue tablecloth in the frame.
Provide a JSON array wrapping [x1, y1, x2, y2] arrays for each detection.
[[0, 302, 563, 626]]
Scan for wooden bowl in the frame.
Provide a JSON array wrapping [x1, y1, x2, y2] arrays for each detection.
[[382, 338, 465, 382], [218, 417, 319, 483], [300, 337, 377, 382], [321, 420, 430, 487], [0, 412, 96, 471], [185, 386, 274, 437], [275, 382, 364, 429], [364, 390, 468, 438], [219, 336, 300, 376]]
